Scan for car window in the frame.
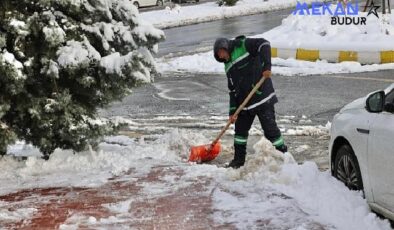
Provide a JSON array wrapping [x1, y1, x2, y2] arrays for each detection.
[[384, 90, 394, 113], [386, 90, 394, 105]]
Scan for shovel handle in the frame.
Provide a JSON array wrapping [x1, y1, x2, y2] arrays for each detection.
[[211, 76, 268, 146]]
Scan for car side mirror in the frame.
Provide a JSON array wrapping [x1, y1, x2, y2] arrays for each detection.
[[384, 103, 394, 113], [366, 91, 385, 113]]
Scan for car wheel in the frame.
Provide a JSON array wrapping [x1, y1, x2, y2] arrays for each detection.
[[156, 0, 163, 6], [333, 145, 363, 191], [133, 1, 140, 8]]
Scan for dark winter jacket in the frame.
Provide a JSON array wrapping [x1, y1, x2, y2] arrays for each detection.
[[215, 35, 278, 115]]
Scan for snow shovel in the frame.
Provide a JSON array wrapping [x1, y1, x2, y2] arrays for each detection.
[[188, 76, 268, 163]]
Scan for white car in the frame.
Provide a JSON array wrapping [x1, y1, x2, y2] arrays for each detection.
[[131, 0, 163, 8], [329, 83, 394, 220]]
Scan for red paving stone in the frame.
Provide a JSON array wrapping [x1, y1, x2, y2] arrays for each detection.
[[0, 166, 234, 229]]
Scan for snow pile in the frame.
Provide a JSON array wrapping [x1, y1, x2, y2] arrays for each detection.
[[271, 162, 388, 230], [157, 51, 394, 76], [157, 7, 394, 75], [262, 9, 394, 51], [0, 129, 207, 195], [270, 58, 394, 76], [157, 52, 223, 73], [141, 0, 315, 29], [213, 137, 391, 229], [0, 132, 391, 229], [165, 4, 182, 14], [227, 137, 296, 180], [285, 124, 330, 136]]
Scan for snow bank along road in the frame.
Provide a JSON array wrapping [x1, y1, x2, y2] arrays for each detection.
[[140, 0, 315, 29], [262, 10, 394, 64], [271, 48, 394, 64]]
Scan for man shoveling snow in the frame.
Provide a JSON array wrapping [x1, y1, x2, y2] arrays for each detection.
[[213, 35, 288, 169]]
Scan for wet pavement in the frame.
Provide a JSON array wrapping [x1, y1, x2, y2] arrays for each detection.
[[0, 167, 229, 229], [158, 9, 292, 56], [102, 71, 394, 121]]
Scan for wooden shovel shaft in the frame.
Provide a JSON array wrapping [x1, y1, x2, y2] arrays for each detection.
[[210, 76, 267, 147]]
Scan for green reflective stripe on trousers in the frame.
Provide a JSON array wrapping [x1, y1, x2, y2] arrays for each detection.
[[234, 135, 247, 145], [272, 136, 284, 147], [230, 106, 236, 111], [235, 139, 247, 145], [235, 135, 247, 139]]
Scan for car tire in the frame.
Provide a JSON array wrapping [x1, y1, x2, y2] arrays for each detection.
[[333, 144, 364, 191], [133, 1, 140, 8], [156, 0, 163, 6]]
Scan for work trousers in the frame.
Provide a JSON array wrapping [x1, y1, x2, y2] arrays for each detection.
[[233, 105, 285, 163]]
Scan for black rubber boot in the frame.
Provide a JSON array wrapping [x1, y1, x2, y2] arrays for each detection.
[[226, 144, 246, 169], [276, 144, 288, 153], [226, 160, 244, 169], [41, 154, 50, 161]]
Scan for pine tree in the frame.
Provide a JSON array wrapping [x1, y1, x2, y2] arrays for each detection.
[[0, 0, 164, 158]]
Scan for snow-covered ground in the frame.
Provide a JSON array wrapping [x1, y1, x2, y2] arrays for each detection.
[[263, 9, 394, 51], [157, 51, 394, 76], [0, 131, 391, 229], [2, 2, 394, 228], [157, 7, 394, 75], [140, 0, 314, 29]]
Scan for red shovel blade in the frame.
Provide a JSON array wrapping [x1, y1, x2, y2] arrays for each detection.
[[188, 141, 221, 163]]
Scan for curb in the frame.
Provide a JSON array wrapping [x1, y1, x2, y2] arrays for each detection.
[[271, 48, 394, 64]]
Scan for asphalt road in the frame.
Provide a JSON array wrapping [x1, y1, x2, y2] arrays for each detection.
[[157, 8, 293, 56], [101, 71, 394, 123]]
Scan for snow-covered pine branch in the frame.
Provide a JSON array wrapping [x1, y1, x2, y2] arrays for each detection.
[[0, 0, 164, 157]]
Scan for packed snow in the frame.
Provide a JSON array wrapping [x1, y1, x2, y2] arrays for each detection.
[[262, 7, 394, 51], [214, 138, 390, 229], [0, 130, 391, 229], [157, 51, 394, 76], [156, 6, 394, 75], [140, 0, 315, 29], [284, 121, 331, 136]]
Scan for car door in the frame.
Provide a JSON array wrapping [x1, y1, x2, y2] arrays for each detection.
[[368, 89, 394, 211], [145, 0, 157, 6]]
